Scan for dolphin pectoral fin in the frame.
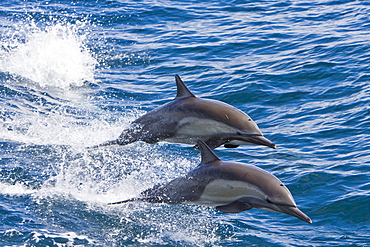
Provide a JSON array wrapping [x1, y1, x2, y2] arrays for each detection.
[[224, 144, 239, 148], [216, 201, 253, 213]]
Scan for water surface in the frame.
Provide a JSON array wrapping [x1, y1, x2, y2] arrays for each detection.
[[0, 0, 369, 246]]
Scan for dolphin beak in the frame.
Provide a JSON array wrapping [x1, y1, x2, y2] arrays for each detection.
[[251, 135, 276, 149], [280, 206, 312, 224], [238, 134, 276, 149]]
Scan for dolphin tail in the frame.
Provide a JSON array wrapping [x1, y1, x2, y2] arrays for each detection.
[[107, 195, 165, 205], [87, 139, 120, 149], [87, 128, 142, 149], [108, 198, 137, 205], [87, 138, 135, 149]]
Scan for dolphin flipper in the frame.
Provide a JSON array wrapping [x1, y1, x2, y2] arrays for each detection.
[[224, 144, 239, 148]]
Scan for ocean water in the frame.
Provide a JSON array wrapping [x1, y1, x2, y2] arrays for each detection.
[[0, 0, 369, 246]]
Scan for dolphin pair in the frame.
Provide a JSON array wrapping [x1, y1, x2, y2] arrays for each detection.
[[93, 75, 275, 149], [109, 140, 311, 224]]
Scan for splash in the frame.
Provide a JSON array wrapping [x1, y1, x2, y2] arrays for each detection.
[[0, 21, 97, 88], [0, 19, 119, 147], [0, 182, 37, 195], [0, 17, 224, 247]]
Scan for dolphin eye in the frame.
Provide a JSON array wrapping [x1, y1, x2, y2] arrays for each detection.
[[266, 197, 273, 204]]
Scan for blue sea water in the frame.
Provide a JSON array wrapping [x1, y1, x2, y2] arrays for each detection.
[[0, 0, 369, 246]]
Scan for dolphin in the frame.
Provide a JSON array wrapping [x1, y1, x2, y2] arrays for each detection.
[[109, 140, 311, 224], [93, 75, 275, 149]]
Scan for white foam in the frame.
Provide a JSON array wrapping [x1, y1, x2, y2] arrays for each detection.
[[26, 229, 95, 246], [0, 21, 97, 88], [0, 182, 37, 195], [1, 111, 132, 147]]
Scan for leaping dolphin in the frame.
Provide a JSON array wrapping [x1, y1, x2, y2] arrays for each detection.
[[93, 75, 275, 149], [109, 140, 311, 224]]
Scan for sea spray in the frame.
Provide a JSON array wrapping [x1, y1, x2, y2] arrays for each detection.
[[0, 11, 227, 247], [0, 21, 97, 88], [0, 18, 124, 147]]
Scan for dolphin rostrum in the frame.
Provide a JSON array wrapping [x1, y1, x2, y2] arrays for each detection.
[[109, 140, 311, 224], [94, 75, 275, 149]]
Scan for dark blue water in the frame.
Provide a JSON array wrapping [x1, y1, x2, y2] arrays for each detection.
[[1, 0, 369, 246]]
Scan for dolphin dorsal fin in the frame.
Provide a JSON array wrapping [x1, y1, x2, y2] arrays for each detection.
[[175, 75, 195, 99], [197, 140, 221, 165]]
